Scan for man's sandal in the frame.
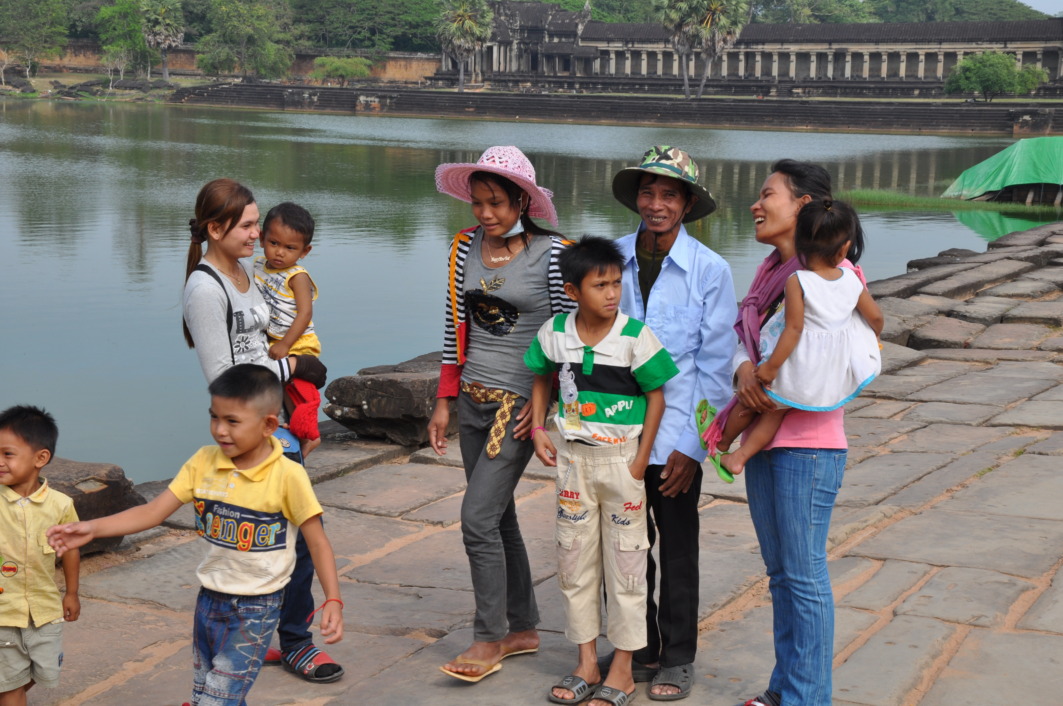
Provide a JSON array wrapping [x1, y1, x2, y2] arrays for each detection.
[[547, 675, 600, 704], [597, 651, 658, 682], [648, 663, 694, 701], [589, 685, 636, 706]]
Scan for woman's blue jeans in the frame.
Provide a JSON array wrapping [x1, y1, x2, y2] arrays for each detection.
[[746, 447, 845, 706]]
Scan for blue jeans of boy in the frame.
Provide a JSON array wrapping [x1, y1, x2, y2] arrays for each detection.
[[745, 447, 845, 706], [192, 587, 283, 706]]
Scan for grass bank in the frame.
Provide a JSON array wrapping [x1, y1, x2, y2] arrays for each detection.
[[843, 189, 1062, 218]]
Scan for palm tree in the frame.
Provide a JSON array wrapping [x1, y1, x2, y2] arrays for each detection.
[[140, 0, 184, 81], [695, 0, 748, 99], [436, 0, 493, 93], [654, 0, 704, 99]]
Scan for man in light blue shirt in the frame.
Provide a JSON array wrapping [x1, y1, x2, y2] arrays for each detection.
[[608, 146, 737, 701]]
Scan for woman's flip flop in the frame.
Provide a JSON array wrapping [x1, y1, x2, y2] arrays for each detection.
[[439, 658, 502, 683]]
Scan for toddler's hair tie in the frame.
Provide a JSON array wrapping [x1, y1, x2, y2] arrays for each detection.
[[823, 199, 833, 212]]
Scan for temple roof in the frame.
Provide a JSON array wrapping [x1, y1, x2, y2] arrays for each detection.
[[581, 21, 671, 42], [486, 2, 1061, 49], [737, 19, 1063, 45]]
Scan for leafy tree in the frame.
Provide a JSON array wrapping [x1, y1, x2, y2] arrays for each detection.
[[944, 51, 1049, 102], [654, 0, 703, 99], [695, 0, 747, 98], [141, 0, 185, 80], [392, 0, 444, 51], [292, 0, 400, 51], [179, 0, 213, 43], [750, 0, 874, 23], [68, 0, 109, 39], [289, 0, 438, 53], [195, 0, 294, 79], [310, 55, 372, 85], [97, 0, 155, 77], [102, 43, 133, 86], [866, 0, 1047, 23], [0, 0, 68, 78], [436, 0, 492, 92]]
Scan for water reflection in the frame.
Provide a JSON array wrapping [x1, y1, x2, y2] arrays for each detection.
[[1, 99, 1054, 482]]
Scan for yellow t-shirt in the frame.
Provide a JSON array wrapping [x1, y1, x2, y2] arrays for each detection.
[[0, 479, 78, 628], [168, 438, 323, 596]]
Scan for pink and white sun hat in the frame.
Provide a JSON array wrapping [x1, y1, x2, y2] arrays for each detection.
[[435, 146, 558, 226]]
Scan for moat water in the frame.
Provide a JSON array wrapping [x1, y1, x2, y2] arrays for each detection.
[[2, 99, 1053, 482]]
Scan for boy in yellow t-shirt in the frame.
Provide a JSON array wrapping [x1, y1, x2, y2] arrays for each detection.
[[0, 405, 80, 704], [47, 364, 343, 706]]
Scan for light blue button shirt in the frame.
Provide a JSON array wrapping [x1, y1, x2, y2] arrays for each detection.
[[616, 225, 738, 465]]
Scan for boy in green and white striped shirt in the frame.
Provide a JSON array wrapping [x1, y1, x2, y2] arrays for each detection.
[[525, 236, 678, 706]]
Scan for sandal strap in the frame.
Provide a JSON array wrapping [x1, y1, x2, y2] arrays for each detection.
[[285, 645, 336, 674]]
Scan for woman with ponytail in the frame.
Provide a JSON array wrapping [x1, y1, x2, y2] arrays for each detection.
[[719, 161, 870, 706], [181, 178, 341, 684]]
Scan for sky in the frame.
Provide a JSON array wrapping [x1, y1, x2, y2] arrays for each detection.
[[1021, 0, 1062, 15]]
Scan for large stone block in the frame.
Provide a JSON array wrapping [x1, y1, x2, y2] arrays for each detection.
[[922, 633, 1063, 706], [917, 259, 1036, 299], [324, 352, 451, 446], [907, 316, 985, 350], [981, 277, 1058, 299], [867, 263, 978, 300], [47, 457, 146, 554], [947, 295, 1019, 325]]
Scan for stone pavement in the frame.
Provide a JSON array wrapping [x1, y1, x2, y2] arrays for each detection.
[[42, 223, 1063, 706]]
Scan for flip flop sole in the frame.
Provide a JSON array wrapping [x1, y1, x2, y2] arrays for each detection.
[[500, 647, 539, 660], [439, 662, 502, 683]]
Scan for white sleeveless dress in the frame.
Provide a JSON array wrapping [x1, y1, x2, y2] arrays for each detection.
[[759, 268, 880, 411]]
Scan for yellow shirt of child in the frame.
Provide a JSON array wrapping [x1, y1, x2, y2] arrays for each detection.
[[253, 257, 321, 356], [168, 438, 323, 596], [0, 479, 78, 628]]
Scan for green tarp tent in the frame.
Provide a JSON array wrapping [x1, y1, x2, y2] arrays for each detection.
[[942, 136, 1063, 201]]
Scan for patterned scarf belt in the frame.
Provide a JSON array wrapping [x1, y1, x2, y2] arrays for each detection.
[[460, 381, 521, 459]]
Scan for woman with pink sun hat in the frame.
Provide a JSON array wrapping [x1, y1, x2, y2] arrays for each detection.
[[428, 146, 575, 683]]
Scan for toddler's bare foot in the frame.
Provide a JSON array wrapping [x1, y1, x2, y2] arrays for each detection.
[[301, 437, 321, 457], [722, 452, 745, 476]]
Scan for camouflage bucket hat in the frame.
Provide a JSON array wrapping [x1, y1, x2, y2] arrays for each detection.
[[611, 145, 717, 223]]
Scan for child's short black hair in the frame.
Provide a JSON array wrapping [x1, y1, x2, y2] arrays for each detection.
[[559, 236, 624, 287], [0, 405, 58, 456], [208, 364, 284, 416], [263, 202, 315, 246], [795, 198, 864, 267]]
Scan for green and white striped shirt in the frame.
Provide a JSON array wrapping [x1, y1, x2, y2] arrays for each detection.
[[525, 312, 678, 447]]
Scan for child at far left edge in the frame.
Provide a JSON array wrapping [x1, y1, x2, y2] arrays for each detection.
[[47, 364, 343, 706], [254, 202, 324, 456], [0, 405, 80, 706]]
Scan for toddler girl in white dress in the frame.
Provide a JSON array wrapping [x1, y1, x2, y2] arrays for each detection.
[[714, 199, 883, 477]]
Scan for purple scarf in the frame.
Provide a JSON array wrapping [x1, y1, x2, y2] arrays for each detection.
[[736, 251, 803, 366], [701, 251, 801, 452]]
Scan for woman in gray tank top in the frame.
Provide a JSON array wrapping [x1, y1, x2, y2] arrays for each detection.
[[428, 147, 575, 683]]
